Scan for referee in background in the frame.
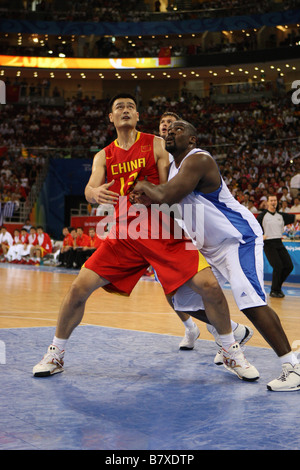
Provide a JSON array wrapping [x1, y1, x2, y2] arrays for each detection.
[[257, 194, 300, 298]]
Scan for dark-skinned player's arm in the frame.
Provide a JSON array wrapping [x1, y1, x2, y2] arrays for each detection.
[[132, 152, 209, 206], [84, 149, 119, 205], [129, 135, 170, 206]]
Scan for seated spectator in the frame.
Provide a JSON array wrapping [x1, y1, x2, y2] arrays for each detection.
[[0, 225, 13, 259], [290, 197, 300, 213], [241, 192, 250, 209], [67, 227, 90, 269], [21, 226, 37, 262], [56, 226, 75, 267], [5, 228, 21, 262], [278, 186, 292, 205], [247, 199, 258, 214], [79, 226, 103, 263], [15, 227, 30, 262], [290, 171, 300, 198], [280, 200, 291, 213], [29, 225, 52, 264]]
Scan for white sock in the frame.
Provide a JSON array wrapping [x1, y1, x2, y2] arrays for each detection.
[[207, 320, 238, 337], [279, 352, 299, 367], [219, 332, 235, 351], [52, 336, 67, 351], [183, 317, 195, 330]]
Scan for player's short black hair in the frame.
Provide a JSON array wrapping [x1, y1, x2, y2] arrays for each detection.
[[182, 120, 198, 137], [108, 93, 137, 112]]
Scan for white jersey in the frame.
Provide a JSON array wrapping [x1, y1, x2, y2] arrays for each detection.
[[168, 148, 263, 252], [169, 148, 267, 310], [0, 231, 13, 246]]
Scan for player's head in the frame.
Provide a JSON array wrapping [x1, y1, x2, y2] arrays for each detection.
[[159, 112, 180, 139], [108, 93, 139, 130], [165, 120, 197, 155], [108, 93, 137, 113]]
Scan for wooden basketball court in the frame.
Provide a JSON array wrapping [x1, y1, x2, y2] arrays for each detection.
[[1, 263, 299, 349]]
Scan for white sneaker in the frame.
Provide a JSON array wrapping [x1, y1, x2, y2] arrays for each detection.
[[208, 324, 253, 365], [222, 342, 259, 381], [179, 324, 200, 350], [33, 345, 65, 377], [267, 363, 300, 392]]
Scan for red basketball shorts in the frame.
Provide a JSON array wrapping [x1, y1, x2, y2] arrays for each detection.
[[84, 233, 210, 296]]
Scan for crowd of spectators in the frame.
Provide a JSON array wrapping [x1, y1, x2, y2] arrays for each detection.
[[1, 27, 299, 60], [0, 0, 298, 23], [0, 32, 263, 60], [0, 141, 45, 221], [0, 86, 300, 230]]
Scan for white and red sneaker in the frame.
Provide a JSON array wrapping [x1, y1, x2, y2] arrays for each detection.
[[222, 342, 259, 382], [33, 345, 64, 377], [208, 323, 253, 366]]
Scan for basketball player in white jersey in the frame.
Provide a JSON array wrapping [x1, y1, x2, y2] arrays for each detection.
[[158, 112, 253, 354], [132, 119, 300, 392]]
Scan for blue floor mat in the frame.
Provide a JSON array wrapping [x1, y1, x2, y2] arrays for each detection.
[[0, 325, 300, 450]]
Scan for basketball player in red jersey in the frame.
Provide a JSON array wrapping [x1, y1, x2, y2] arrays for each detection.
[[33, 93, 258, 381]]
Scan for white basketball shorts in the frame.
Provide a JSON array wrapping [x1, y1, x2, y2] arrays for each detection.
[[173, 237, 267, 311]]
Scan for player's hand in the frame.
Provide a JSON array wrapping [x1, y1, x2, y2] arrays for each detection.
[[92, 180, 119, 205], [130, 180, 153, 207]]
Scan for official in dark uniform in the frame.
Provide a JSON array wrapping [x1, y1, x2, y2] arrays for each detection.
[[257, 194, 300, 297]]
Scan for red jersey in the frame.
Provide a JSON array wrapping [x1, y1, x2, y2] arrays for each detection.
[[63, 233, 74, 247], [105, 132, 164, 239], [105, 132, 159, 197], [34, 232, 52, 253], [76, 233, 90, 247], [89, 235, 102, 249]]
